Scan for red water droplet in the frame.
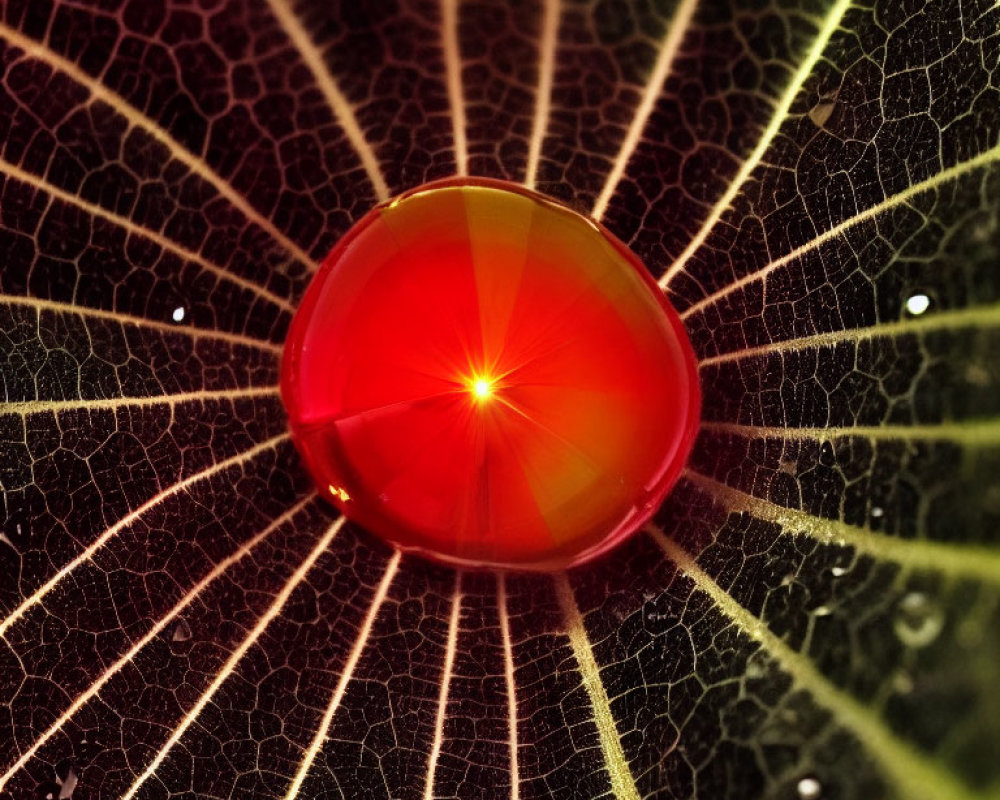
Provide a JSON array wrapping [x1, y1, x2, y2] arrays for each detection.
[[281, 178, 700, 570]]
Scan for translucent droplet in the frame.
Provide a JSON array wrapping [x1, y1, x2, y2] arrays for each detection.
[[904, 293, 930, 316], [745, 652, 766, 679], [892, 670, 914, 695], [830, 566, 847, 577], [281, 178, 700, 570], [59, 766, 78, 799], [171, 618, 192, 642], [797, 776, 822, 800], [171, 306, 186, 322], [894, 592, 944, 648], [871, 506, 884, 518], [813, 605, 832, 617], [808, 101, 835, 128]]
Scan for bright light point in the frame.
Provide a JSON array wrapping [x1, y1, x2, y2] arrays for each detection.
[[171, 306, 186, 322], [471, 377, 493, 400], [328, 485, 351, 503], [905, 293, 930, 316]]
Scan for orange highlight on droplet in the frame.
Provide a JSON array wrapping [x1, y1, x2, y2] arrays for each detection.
[[281, 178, 700, 570]]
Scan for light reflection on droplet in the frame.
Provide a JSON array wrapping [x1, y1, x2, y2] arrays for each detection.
[[904, 293, 930, 316], [830, 566, 847, 577], [171, 306, 186, 322], [797, 776, 822, 800], [893, 592, 944, 648]]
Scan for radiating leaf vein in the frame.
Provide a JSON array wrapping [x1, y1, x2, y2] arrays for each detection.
[[697, 302, 1000, 367], [554, 572, 641, 800], [0, 494, 317, 792], [284, 549, 402, 800], [0, 156, 296, 313], [0, 294, 284, 355], [0, 433, 290, 640], [682, 469, 1000, 584], [648, 525, 985, 800], [591, 0, 700, 221], [263, 0, 391, 201], [120, 516, 347, 800], [658, 0, 854, 288], [682, 139, 1000, 319], [0, 22, 320, 271]]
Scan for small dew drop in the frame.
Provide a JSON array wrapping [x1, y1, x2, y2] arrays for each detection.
[[171, 619, 192, 643], [830, 566, 847, 577], [894, 592, 944, 648], [904, 293, 931, 316], [808, 101, 836, 128], [965, 363, 991, 387], [797, 776, 822, 800], [745, 652, 766, 679], [892, 670, 915, 695], [171, 306, 186, 323], [813, 605, 832, 617], [871, 506, 884, 519], [59, 767, 77, 799]]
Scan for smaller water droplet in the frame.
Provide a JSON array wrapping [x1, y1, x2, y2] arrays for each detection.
[[59, 767, 77, 799], [871, 506, 884, 518], [172, 619, 192, 642], [778, 458, 797, 475], [813, 605, 832, 617], [809, 101, 836, 128], [830, 566, 847, 577], [892, 670, 914, 695], [745, 652, 766, 679], [171, 306, 186, 322], [965, 363, 990, 387], [894, 592, 944, 648], [797, 776, 822, 800], [904, 293, 931, 316]]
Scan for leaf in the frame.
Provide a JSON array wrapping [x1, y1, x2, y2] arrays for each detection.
[[1, 1, 999, 799]]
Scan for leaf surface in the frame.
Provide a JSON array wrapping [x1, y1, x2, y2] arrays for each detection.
[[1, 1, 999, 799]]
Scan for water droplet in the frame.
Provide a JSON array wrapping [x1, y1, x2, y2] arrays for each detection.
[[797, 776, 822, 800], [871, 506, 884, 518], [59, 767, 77, 799], [171, 306, 186, 322], [894, 592, 944, 648], [809, 101, 836, 128], [892, 670, 914, 695], [281, 178, 700, 570], [904, 293, 931, 316], [813, 605, 832, 617], [965, 363, 991, 387], [171, 619, 192, 642], [745, 652, 766, 679], [780, 572, 795, 587], [830, 566, 847, 577]]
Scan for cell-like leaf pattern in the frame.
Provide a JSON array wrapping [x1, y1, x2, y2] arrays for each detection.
[[1, 0, 998, 798]]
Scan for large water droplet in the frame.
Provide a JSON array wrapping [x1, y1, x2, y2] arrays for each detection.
[[281, 178, 700, 570], [893, 592, 944, 648]]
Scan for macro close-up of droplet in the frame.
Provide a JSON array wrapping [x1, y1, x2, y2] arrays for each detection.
[[1, 1, 999, 799], [282, 179, 700, 569]]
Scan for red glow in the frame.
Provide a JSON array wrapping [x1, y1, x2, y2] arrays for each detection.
[[281, 179, 700, 570]]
